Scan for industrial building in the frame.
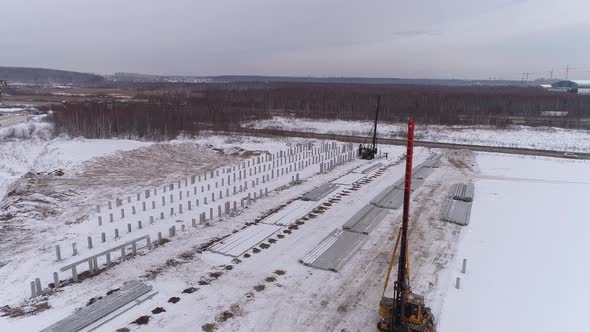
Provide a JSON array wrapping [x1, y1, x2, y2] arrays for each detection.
[[550, 80, 590, 94]]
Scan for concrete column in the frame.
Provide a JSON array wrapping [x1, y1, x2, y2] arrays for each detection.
[[106, 253, 112, 266], [200, 213, 205, 224], [132, 241, 137, 255], [462, 259, 467, 274], [456, 277, 461, 289], [233, 201, 237, 212], [72, 243, 77, 256], [55, 245, 61, 261], [35, 278, 42, 295], [158, 232, 163, 244], [209, 208, 214, 220], [53, 272, 59, 289], [72, 265, 78, 282], [225, 202, 230, 215], [121, 247, 126, 261], [218, 205, 222, 217]]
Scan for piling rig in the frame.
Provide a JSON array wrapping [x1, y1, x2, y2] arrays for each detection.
[[377, 120, 436, 332], [358, 96, 380, 160]]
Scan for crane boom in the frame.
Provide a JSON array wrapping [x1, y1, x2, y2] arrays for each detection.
[[371, 96, 380, 151]]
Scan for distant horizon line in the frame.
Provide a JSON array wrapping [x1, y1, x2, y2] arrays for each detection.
[[1, 65, 572, 83]]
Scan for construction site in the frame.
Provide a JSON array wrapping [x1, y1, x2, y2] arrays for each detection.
[[2, 1, 590, 330], [1, 85, 587, 332]]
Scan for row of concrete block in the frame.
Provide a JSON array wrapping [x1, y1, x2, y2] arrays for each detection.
[[96, 143, 343, 213], [33, 184, 278, 298], [95, 144, 344, 224], [35, 144, 353, 297], [64, 187, 272, 261]]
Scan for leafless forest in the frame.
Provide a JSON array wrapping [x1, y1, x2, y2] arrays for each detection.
[[50, 83, 590, 139]]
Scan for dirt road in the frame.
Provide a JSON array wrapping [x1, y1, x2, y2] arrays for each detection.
[[216, 128, 590, 160]]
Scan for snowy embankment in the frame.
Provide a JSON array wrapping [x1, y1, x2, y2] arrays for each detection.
[[0, 134, 152, 200], [438, 154, 590, 332], [244, 116, 590, 152]]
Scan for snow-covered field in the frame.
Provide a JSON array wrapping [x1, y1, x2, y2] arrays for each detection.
[[244, 116, 590, 152], [1, 124, 588, 332], [438, 154, 590, 332], [0, 136, 152, 200]]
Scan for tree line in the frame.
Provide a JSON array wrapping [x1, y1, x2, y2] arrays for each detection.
[[50, 82, 590, 139]]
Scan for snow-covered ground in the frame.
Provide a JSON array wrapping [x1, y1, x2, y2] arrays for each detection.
[[0, 136, 152, 200], [2, 126, 588, 332], [438, 153, 590, 332], [0, 107, 28, 113], [244, 116, 590, 152]]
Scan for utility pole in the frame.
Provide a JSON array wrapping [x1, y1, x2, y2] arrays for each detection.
[[565, 64, 571, 80]]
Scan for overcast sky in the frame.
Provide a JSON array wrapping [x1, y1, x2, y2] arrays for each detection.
[[1, 0, 590, 79]]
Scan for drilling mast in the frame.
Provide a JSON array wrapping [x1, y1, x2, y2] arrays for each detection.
[[377, 120, 436, 332]]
